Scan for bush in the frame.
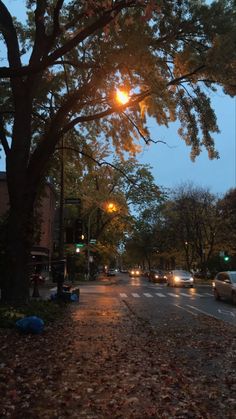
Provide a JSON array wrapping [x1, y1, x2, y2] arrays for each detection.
[[0, 300, 66, 329]]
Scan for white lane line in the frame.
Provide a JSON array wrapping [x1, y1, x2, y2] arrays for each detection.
[[180, 292, 193, 297], [187, 305, 218, 319], [168, 293, 180, 298], [218, 309, 235, 317], [190, 292, 202, 297], [174, 304, 198, 316], [132, 293, 140, 298], [120, 293, 128, 298], [204, 292, 213, 296], [155, 293, 166, 298], [143, 293, 153, 298]]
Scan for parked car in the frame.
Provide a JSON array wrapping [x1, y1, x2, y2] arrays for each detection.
[[129, 268, 142, 277], [212, 271, 236, 304], [107, 269, 116, 276], [148, 269, 167, 283], [167, 270, 194, 287]]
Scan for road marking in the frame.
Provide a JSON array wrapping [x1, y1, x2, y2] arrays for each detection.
[[143, 293, 153, 298], [155, 293, 166, 298], [174, 304, 198, 316], [179, 292, 193, 297], [187, 305, 217, 319], [168, 293, 179, 298], [190, 292, 202, 297], [218, 309, 235, 317], [120, 293, 128, 298], [204, 292, 213, 296], [131, 293, 140, 298]]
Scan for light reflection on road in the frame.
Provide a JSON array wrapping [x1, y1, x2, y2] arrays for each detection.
[[129, 277, 142, 286]]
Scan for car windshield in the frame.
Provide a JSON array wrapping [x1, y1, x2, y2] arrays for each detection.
[[174, 270, 190, 276]]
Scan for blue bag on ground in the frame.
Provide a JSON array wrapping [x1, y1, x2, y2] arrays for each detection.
[[70, 293, 79, 302], [16, 316, 44, 334]]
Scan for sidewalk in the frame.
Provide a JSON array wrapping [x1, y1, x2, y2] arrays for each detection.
[[1, 286, 236, 418], [30, 274, 118, 300]]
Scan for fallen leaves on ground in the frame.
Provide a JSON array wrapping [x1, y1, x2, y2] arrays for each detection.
[[0, 295, 235, 418]]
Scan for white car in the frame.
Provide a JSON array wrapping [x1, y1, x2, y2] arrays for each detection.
[[213, 271, 236, 304], [167, 270, 194, 287]]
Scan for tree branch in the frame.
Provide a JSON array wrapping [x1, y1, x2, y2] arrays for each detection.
[[0, 114, 10, 155], [0, 0, 136, 78], [55, 145, 160, 196]]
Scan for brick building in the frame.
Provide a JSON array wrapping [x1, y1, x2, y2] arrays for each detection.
[[0, 172, 56, 267]]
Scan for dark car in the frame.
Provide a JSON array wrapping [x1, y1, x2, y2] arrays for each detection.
[[213, 271, 236, 304], [107, 269, 117, 276], [148, 269, 167, 283]]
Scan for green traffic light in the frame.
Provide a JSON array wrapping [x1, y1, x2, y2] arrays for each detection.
[[224, 256, 230, 262]]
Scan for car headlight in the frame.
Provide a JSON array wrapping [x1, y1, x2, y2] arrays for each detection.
[[136, 271, 140, 275], [174, 276, 180, 282], [212, 281, 215, 287], [155, 275, 159, 279], [131, 271, 134, 275], [190, 277, 194, 282]]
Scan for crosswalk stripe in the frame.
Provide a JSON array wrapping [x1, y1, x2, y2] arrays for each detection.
[[118, 291, 211, 299], [180, 292, 193, 297], [168, 293, 179, 298]]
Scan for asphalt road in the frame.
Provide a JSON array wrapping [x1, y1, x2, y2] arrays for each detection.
[[78, 273, 236, 327]]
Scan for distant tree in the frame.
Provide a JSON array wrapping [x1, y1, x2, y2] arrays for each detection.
[[166, 184, 221, 271], [1, 0, 236, 303], [218, 188, 236, 256]]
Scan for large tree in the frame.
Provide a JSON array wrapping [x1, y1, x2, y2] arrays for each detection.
[[0, 0, 236, 304]]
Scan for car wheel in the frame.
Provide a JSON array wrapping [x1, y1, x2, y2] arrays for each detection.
[[214, 288, 220, 301], [232, 292, 236, 305]]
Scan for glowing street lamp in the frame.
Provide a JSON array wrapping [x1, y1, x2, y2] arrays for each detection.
[[116, 89, 129, 105], [106, 202, 117, 213]]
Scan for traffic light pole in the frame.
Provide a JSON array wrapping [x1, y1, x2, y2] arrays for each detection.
[[87, 213, 91, 280], [87, 208, 96, 280]]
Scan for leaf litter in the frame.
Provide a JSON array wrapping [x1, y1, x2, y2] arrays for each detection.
[[0, 296, 235, 418]]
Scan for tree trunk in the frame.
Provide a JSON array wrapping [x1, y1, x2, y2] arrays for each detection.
[[1, 190, 35, 305]]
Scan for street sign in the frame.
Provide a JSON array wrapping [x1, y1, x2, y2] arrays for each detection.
[[65, 198, 81, 205], [90, 239, 96, 244], [76, 243, 84, 248]]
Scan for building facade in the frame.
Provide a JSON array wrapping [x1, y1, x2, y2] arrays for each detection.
[[0, 172, 56, 266]]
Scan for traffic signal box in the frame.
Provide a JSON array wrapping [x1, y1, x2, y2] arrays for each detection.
[[74, 219, 83, 243]]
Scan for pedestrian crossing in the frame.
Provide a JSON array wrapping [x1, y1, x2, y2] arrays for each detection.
[[119, 291, 213, 299]]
